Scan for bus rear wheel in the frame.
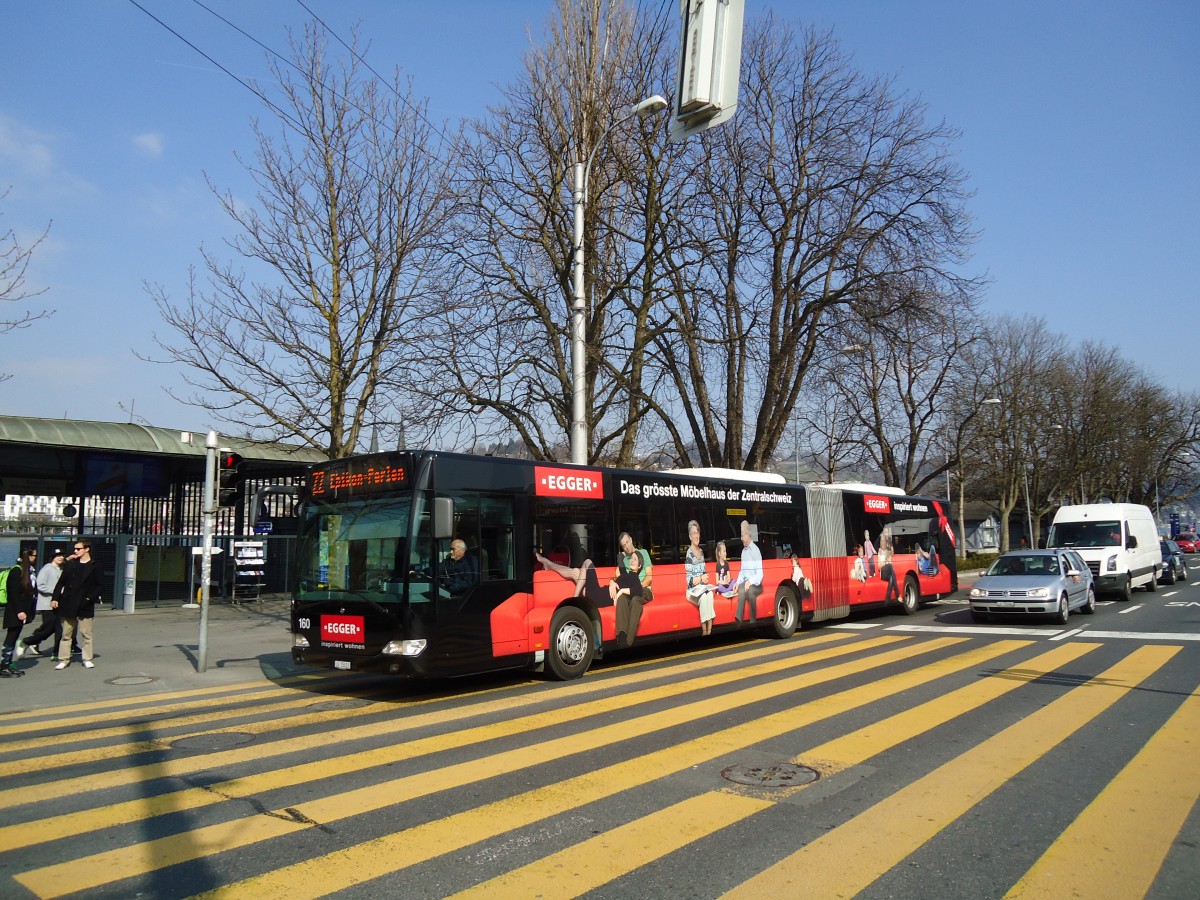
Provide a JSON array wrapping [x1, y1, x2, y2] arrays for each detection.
[[770, 586, 800, 638], [899, 577, 920, 615], [547, 606, 594, 681]]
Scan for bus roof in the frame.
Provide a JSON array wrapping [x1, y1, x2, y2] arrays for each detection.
[[662, 467, 788, 484]]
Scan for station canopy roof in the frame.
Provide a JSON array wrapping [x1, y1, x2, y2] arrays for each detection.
[[0, 415, 328, 498]]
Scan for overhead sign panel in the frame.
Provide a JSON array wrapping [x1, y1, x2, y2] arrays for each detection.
[[670, 0, 745, 141]]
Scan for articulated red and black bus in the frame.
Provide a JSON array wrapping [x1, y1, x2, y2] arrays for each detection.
[[290, 451, 957, 680]]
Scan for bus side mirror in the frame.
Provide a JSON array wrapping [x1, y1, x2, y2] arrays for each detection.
[[433, 497, 454, 540]]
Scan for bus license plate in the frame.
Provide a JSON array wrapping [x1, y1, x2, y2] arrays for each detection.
[[334, 660, 351, 670]]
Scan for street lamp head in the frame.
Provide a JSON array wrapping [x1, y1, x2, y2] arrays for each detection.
[[981, 398, 1001, 405], [632, 95, 669, 118]]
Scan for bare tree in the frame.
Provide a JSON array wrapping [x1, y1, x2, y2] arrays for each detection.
[[146, 24, 455, 458], [430, 0, 675, 462], [646, 19, 980, 470], [1, 187, 51, 379]]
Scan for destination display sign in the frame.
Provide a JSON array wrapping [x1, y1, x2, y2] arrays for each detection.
[[310, 458, 407, 498]]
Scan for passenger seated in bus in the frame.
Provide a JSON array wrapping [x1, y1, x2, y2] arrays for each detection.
[[438, 539, 479, 594]]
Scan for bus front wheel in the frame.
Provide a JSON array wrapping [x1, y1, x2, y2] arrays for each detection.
[[547, 606, 594, 680]]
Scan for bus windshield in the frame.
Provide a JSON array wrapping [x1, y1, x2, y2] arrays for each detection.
[[1047, 520, 1122, 548], [296, 497, 415, 603]]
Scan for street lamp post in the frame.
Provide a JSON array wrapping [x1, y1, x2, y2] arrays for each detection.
[[570, 94, 668, 465]]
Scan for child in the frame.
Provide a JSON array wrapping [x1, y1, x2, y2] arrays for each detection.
[[714, 541, 736, 598], [851, 545, 868, 582]]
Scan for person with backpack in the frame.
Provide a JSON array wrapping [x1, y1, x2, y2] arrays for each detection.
[[1, 548, 38, 678], [51, 539, 102, 670]]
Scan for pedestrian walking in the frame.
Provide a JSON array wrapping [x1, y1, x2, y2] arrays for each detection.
[[18, 548, 66, 659], [2, 549, 38, 677], [51, 539, 102, 670]]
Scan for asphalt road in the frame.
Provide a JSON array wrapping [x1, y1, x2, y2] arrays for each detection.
[[0, 573, 1197, 899]]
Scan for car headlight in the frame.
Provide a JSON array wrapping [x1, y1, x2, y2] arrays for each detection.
[[969, 587, 985, 598], [1026, 587, 1049, 598], [1105, 555, 1117, 572]]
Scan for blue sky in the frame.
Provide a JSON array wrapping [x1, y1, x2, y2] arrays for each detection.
[[1, 1, 1196, 433]]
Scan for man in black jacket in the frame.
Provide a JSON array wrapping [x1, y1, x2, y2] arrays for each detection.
[[51, 539, 102, 670]]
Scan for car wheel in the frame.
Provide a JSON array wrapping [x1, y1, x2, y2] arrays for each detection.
[[1163, 567, 1176, 585], [1182, 565, 1189, 582], [1081, 587, 1096, 615], [1145, 573, 1158, 593], [1054, 592, 1069, 625], [1118, 575, 1133, 602], [898, 577, 920, 616], [546, 606, 594, 680]]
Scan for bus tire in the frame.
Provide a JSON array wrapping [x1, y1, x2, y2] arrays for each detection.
[[899, 577, 920, 616], [546, 606, 594, 681], [770, 585, 800, 638]]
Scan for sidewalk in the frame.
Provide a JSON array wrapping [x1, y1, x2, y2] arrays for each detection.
[[0, 596, 306, 713]]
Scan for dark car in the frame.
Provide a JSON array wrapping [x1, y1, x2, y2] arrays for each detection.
[[1174, 533, 1197, 553], [1160, 540, 1188, 584]]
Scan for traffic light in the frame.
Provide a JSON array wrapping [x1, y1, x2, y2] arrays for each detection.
[[218, 452, 244, 507]]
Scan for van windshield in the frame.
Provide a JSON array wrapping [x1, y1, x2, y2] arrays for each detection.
[[1048, 520, 1121, 548]]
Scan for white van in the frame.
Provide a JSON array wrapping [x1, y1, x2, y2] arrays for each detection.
[[1045, 503, 1160, 600]]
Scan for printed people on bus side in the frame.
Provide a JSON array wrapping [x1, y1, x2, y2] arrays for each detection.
[[877, 544, 900, 602], [851, 545, 868, 583], [18, 548, 66, 658], [714, 541, 735, 599], [916, 541, 940, 576], [733, 521, 764, 624], [683, 519, 717, 635], [51, 539, 102, 670], [1, 549, 37, 678], [863, 530, 877, 577], [790, 552, 812, 601], [616, 532, 653, 646], [438, 539, 479, 594]]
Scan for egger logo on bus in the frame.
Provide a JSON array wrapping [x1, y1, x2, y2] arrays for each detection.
[[534, 465, 605, 499], [864, 494, 892, 514], [321, 615, 365, 645]]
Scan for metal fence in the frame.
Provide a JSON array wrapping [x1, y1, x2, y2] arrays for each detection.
[[0, 532, 296, 609]]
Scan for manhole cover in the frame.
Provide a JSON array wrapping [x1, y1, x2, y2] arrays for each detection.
[[721, 763, 819, 788], [171, 732, 256, 751], [308, 698, 374, 711], [106, 675, 157, 686]]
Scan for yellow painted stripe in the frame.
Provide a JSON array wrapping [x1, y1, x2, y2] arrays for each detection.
[[0, 675, 331, 732], [0, 632, 866, 849], [0, 628, 864, 816], [444, 642, 1093, 900], [1006, 687, 1200, 899], [721, 644, 1182, 899], [447, 792, 775, 900], [0, 687, 405, 777], [16, 636, 970, 897]]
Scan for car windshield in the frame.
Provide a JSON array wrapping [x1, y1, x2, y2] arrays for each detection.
[[987, 554, 1059, 577], [1047, 520, 1121, 548]]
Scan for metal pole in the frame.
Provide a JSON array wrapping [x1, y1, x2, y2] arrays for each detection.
[[1023, 467, 1034, 548], [198, 430, 218, 673], [570, 162, 587, 465]]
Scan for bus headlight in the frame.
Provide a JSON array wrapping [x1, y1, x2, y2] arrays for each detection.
[[293, 634, 310, 648], [382, 639, 427, 657]]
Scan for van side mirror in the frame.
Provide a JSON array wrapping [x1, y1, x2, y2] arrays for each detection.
[[433, 497, 454, 540], [1126, 534, 1137, 549]]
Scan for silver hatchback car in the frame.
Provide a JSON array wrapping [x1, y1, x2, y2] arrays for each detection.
[[969, 549, 1096, 624]]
